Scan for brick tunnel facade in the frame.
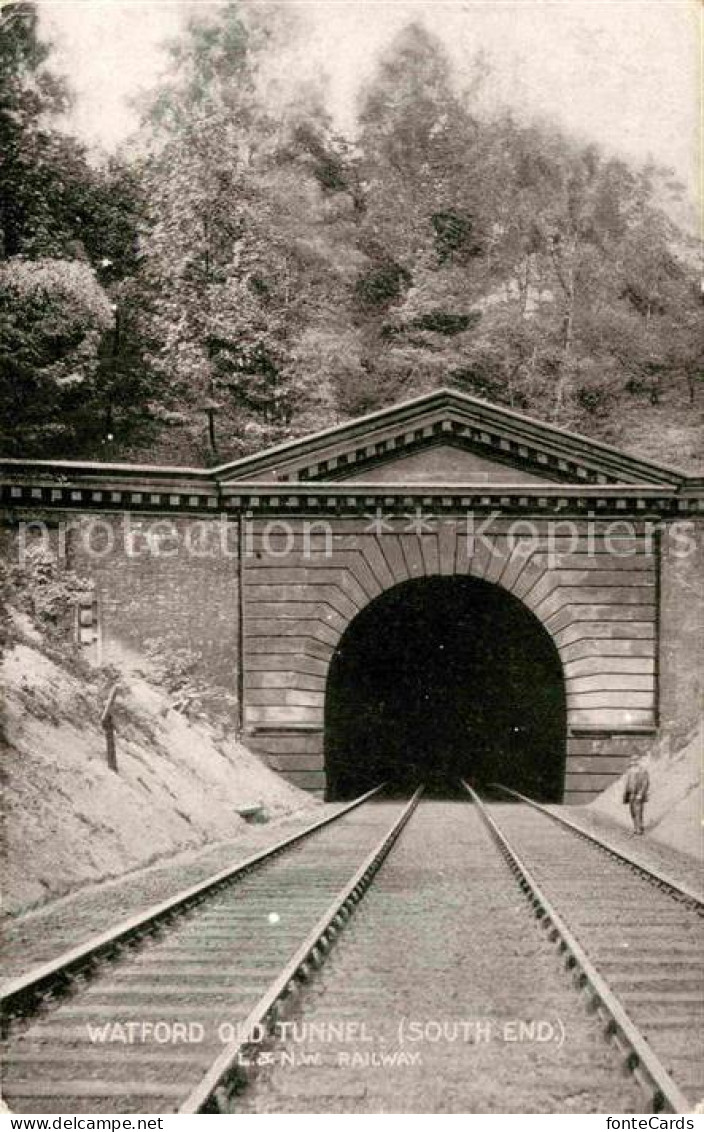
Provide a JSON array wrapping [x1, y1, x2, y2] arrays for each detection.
[[2, 390, 702, 804], [2, 497, 702, 804]]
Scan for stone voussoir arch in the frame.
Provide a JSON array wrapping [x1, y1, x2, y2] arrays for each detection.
[[243, 518, 657, 798]]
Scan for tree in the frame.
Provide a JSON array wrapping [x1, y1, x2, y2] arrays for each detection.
[[0, 1, 100, 261], [0, 257, 112, 453], [133, 10, 703, 466], [350, 32, 701, 441], [0, 3, 161, 456], [135, 2, 349, 461], [5, 5, 696, 468]]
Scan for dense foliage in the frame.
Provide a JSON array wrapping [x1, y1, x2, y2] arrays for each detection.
[[1, 3, 701, 466], [0, 2, 158, 456]]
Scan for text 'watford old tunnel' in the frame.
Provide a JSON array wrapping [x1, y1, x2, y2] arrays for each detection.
[[324, 576, 566, 801]]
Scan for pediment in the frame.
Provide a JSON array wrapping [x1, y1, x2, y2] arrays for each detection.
[[338, 443, 555, 484], [215, 389, 685, 487]]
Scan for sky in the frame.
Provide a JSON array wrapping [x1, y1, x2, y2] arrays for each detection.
[[37, 0, 701, 203]]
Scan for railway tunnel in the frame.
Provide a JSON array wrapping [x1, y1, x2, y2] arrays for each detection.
[[324, 576, 566, 802]]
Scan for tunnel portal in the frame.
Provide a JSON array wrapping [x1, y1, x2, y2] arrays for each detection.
[[324, 576, 566, 801]]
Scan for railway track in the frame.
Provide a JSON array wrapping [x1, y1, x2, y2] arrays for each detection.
[[200, 792, 699, 1115], [491, 783, 704, 907], [471, 785, 703, 1111], [0, 786, 386, 1020], [1, 788, 419, 1113], [2, 783, 700, 1114]]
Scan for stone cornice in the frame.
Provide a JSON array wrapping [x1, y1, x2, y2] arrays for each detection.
[[2, 385, 702, 519], [2, 477, 701, 517]]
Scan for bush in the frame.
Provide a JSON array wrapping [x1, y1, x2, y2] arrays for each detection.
[[355, 262, 411, 308], [142, 633, 239, 725], [411, 310, 480, 336], [5, 542, 93, 635]]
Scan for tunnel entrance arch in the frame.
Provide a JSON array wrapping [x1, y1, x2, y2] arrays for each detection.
[[3, 388, 678, 803], [324, 575, 567, 801]]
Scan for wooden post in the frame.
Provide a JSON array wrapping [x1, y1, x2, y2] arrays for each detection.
[[101, 682, 120, 773], [96, 591, 103, 668], [237, 513, 246, 738]]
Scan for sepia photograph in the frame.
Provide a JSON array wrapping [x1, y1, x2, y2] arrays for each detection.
[[0, 0, 702, 1119]]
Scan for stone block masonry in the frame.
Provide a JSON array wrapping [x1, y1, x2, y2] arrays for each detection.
[[2, 388, 702, 802]]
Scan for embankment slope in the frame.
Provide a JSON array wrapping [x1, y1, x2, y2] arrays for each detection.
[[1, 614, 315, 915]]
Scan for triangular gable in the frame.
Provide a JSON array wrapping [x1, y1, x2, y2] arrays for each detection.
[[338, 445, 554, 484], [215, 389, 685, 486]]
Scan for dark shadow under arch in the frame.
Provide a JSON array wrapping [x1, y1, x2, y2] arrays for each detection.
[[324, 575, 566, 801]]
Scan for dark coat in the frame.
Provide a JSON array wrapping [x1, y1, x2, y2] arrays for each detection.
[[623, 766, 650, 803]]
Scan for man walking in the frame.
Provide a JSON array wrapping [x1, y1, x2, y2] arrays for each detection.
[[623, 755, 650, 835]]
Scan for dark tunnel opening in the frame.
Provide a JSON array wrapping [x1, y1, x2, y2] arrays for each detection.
[[324, 576, 566, 802]]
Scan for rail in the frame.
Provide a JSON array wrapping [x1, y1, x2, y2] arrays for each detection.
[[179, 786, 424, 1113], [491, 782, 703, 911], [1, 783, 387, 1029], [463, 780, 691, 1115]]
